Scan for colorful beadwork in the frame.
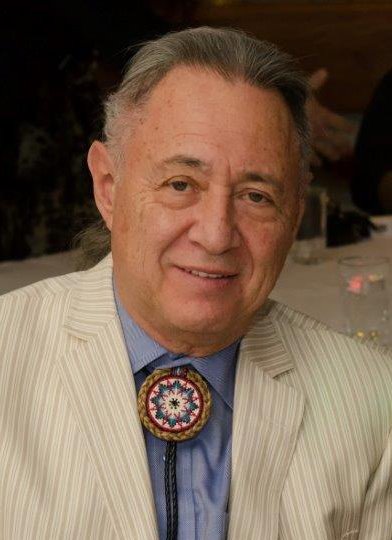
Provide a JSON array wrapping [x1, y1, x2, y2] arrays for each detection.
[[138, 368, 211, 442]]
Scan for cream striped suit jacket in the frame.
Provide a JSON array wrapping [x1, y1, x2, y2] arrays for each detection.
[[1, 255, 392, 540]]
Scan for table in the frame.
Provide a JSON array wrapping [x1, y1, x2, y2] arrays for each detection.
[[1, 237, 391, 340], [271, 237, 392, 336]]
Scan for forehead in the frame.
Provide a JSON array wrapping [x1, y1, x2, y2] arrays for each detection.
[[125, 66, 301, 181]]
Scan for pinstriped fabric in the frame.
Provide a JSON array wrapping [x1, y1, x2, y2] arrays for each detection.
[[272, 320, 392, 540], [1, 256, 392, 539], [0, 275, 116, 539], [57, 322, 158, 539], [228, 303, 392, 540], [0, 257, 157, 539], [229, 311, 305, 540]]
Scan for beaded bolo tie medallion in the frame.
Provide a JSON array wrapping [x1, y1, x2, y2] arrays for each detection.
[[137, 367, 212, 540]]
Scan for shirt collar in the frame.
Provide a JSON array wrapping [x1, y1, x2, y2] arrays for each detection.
[[114, 285, 239, 409]]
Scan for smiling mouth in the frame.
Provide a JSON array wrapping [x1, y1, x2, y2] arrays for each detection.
[[178, 267, 237, 280]]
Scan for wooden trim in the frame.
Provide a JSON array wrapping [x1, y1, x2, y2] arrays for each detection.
[[193, 3, 392, 19], [189, 2, 392, 112]]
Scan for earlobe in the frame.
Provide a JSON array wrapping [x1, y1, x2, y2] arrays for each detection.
[[87, 141, 116, 231]]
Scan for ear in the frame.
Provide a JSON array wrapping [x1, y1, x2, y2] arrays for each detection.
[[87, 141, 116, 231]]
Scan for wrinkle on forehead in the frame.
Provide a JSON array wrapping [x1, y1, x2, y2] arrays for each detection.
[[120, 66, 302, 190]]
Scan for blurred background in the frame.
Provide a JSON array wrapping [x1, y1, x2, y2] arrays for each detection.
[[2, 0, 392, 261]]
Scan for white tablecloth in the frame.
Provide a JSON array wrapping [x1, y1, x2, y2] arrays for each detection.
[[1, 237, 391, 338], [271, 237, 392, 334]]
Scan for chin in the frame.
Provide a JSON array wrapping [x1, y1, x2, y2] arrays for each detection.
[[166, 305, 237, 337]]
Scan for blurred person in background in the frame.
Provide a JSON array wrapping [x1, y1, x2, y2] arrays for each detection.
[[307, 67, 356, 168], [351, 67, 392, 215]]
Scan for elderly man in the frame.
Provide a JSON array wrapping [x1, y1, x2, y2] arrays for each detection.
[[1, 27, 391, 540]]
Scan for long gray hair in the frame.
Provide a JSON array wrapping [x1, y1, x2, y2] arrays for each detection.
[[75, 26, 310, 269]]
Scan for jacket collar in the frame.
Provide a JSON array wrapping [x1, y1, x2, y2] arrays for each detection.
[[63, 254, 117, 339]]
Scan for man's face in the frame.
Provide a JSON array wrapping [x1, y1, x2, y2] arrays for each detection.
[[97, 67, 304, 353]]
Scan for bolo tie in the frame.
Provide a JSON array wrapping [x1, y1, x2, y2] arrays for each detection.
[[137, 366, 212, 540]]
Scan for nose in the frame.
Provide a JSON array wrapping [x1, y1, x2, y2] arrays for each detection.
[[187, 189, 240, 255]]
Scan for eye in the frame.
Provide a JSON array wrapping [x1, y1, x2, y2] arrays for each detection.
[[241, 190, 272, 205], [169, 179, 190, 192], [247, 191, 265, 203]]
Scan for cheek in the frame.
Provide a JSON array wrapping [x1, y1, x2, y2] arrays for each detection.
[[113, 182, 153, 239], [247, 220, 293, 272], [111, 191, 148, 271], [113, 196, 191, 268]]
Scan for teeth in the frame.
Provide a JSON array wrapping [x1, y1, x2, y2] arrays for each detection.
[[188, 269, 227, 279]]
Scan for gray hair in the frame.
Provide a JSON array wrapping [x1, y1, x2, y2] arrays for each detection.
[[76, 26, 310, 269]]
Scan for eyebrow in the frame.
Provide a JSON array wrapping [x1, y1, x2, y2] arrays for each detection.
[[159, 154, 211, 171], [241, 171, 284, 194], [158, 154, 283, 193]]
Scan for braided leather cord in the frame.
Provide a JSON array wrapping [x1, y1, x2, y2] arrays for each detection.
[[164, 442, 178, 540]]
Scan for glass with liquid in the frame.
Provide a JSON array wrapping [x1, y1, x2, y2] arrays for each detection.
[[338, 256, 390, 345]]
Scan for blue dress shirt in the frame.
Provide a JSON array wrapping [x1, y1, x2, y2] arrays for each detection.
[[115, 291, 239, 540]]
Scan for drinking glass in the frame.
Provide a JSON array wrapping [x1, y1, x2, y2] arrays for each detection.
[[338, 256, 390, 345], [291, 186, 328, 264]]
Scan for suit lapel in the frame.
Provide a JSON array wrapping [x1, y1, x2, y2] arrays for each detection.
[[57, 256, 158, 540], [229, 305, 305, 540]]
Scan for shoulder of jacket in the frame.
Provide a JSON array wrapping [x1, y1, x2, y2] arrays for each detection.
[[0, 271, 82, 305], [262, 299, 329, 332], [264, 299, 392, 368], [0, 255, 112, 307]]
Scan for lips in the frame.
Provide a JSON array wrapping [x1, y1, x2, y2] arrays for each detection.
[[178, 266, 237, 279]]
